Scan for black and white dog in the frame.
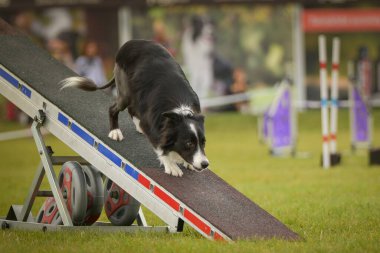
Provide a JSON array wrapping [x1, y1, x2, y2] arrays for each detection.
[[60, 40, 209, 177]]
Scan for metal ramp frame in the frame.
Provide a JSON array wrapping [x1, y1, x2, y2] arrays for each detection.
[[0, 18, 299, 241], [1, 112, 163, 233], [0, 64, 187, 236]]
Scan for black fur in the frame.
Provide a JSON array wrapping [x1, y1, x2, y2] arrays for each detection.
[[115, 40, 201, 148], [60, 40, 209, 175]]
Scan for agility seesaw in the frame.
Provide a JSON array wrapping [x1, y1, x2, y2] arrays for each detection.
[[0, 19, 299, 241]]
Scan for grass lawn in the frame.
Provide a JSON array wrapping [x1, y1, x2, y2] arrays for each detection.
[[0, 100, 379, 253]]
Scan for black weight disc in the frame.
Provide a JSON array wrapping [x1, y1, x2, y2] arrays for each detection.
[[104, 178, 140, 226]]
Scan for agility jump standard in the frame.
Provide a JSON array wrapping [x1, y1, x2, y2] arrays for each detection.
[[318, 35, 342, 169], [318, 35, 330, 169], [0, 19, 298, 241]]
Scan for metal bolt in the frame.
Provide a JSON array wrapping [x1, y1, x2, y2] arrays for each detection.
[[110, 191, 119, 199]]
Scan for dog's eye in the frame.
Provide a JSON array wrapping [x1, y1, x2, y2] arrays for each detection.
[[186, 142, 195, 149]]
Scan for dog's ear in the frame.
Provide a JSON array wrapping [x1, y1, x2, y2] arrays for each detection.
[[162, 111, 183, 122]]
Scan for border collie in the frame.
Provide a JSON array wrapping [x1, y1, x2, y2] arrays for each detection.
[[60, 40, 209, 177]]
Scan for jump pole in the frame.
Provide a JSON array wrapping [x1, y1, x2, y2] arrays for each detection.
[[329, 37, 342, 165], [318, 35, 330, 169]]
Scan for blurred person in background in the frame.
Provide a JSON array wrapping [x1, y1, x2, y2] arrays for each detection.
[[75, 40, 107, 87], [47, 37, 76, 71], [5, 11, 42, 124], [31, 8, 73, 41], [231, 68, 249, 113], [212, 53, 234, 96], [153, 20, 176, 57], [182, 15, 214, 99]]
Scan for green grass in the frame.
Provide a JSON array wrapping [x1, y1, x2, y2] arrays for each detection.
[[0, 107, 379, 253]]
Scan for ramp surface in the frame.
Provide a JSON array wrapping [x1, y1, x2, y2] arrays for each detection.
[[0, 19, 299, 240]]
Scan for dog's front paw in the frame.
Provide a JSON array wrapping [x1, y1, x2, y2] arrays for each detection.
[[108, 129, 124, 141], [184, 162, 196, 171], [164, 163, 183, 177]]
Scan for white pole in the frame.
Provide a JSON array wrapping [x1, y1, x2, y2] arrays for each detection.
[[118, 7, 132, 47], [330, 37, 340, 154], [293, 4, 306, 110], [318, 35, 330, 169]]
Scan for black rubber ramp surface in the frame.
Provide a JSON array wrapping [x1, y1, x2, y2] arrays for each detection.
[[0, 19, 299, 240]]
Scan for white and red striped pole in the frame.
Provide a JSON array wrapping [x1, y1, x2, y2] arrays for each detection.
[[329, 37, 340, 154], [318, 35, 330, 169]]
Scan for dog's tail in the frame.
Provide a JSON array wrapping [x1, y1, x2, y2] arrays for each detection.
[[59, 76, 115, 92]]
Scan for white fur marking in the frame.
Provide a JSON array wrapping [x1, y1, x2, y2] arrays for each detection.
[[155, 149, 184, 177], [189, 123, 209, 170], [59, 77, 87, 91], [108, 129, 124, 141], [172, 105, 194, 116], [132, 117, 144, 134], [189, 123, 198, 138]]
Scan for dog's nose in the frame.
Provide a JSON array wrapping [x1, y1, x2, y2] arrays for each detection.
[[201, 161, 209, 169]]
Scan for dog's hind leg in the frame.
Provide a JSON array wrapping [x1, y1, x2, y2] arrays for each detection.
[[108, 64, 131, 141], [108, 99, 128, 141]]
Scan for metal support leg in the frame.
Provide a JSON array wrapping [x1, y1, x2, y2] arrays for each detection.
[[31, 111, 73, 226], [136, 207, 148, 227], [20, 163, 45, 221]]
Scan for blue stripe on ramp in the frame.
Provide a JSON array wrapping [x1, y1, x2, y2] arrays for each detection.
[[0, 67, 19, 88], [20, 85, 31, 98], [58, 113, 69, 126], [71, 122, 95, 146], [125, 165, 139, 180], [98, 143, 122, 167]]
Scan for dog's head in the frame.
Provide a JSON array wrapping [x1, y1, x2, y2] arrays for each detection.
[[160, 111, 209, 171]]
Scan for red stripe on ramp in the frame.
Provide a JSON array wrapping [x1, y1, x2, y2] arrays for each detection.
[[184, 209, 211, 235], [154, 186, 180, 211], [214, 231, 225, 241], [138, 174, 150, 189]]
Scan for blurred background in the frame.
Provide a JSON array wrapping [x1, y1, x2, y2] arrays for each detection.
[[1, 0, 380, 116], [0, 2, 380, 249]]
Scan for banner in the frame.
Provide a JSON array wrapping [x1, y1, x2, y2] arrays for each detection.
[[303, 9, 380, 32]]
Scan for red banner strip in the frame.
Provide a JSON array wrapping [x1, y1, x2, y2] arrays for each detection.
[[303, 9, 380, 32]]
